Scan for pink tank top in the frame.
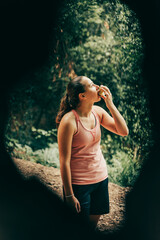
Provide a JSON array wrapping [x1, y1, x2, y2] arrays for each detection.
[[70, 108, 108, 185]]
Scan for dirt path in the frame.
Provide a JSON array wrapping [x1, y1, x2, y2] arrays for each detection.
[[13, 158, 131, 233]]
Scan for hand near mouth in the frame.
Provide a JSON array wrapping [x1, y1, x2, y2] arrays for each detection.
[[98, 87, 105, 97], [98, 85, 113, 108]]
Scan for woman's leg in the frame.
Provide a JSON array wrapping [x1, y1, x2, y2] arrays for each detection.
[[89, 178, 109, 229], [89, 215, 101, 229]]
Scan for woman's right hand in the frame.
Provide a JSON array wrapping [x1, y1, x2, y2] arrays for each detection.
[[66, 195, 81, 213]]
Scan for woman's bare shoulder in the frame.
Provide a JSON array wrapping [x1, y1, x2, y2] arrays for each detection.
[[59, 111, 77, 133], [61, 111, 76, 122], [92, 105, 103, 122]]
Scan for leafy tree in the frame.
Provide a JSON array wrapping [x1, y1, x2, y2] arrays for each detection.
[[52, 0, 154, 163], [5, 0, 154, 186]]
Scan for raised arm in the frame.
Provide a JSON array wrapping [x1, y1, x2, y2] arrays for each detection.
[[94, 85, 129, 136], [57, 113, 81, 213]]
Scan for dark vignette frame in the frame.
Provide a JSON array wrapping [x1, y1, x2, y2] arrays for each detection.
[[0, 0, 160, 240]]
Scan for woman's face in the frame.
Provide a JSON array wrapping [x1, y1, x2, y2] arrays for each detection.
[[80, 77, 101, 103]]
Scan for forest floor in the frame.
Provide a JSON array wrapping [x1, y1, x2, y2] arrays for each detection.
[[13, 158, 132, 234]]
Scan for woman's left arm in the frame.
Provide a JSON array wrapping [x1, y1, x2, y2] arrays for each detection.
[[95, 85, 129, 136]]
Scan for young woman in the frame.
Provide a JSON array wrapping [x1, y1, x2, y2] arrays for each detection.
[[56, 76, 129, 229]]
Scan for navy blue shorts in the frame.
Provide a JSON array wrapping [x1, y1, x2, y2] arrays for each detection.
[[63, 178, 109, 217]]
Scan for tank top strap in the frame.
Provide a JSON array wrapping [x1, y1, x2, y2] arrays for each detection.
[[92, 109, 100, 125], [72, 110, 80, 134], [72, 109, 80, 122]]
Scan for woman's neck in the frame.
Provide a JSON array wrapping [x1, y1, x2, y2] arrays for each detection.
[[76, 103, 93, 117]]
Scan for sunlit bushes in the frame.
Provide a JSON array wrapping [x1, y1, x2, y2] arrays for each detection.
[[107, 150, 141, 187], [5, 136, 59, 168], [6, 132, 141, 187]]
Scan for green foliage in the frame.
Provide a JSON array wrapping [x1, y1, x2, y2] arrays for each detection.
[[5, 0, 154, 187], [56, 0, 154, 165], [101, 134, 120, 162], [5, 137, 59, 168], [31, 127, 57, 150], [107, 150, 141, 187], [101, 134, 141, 186], [31, 143, 59, 168]]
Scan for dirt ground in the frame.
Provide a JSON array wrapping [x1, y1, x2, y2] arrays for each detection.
[[13, 158, 131, 234]]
